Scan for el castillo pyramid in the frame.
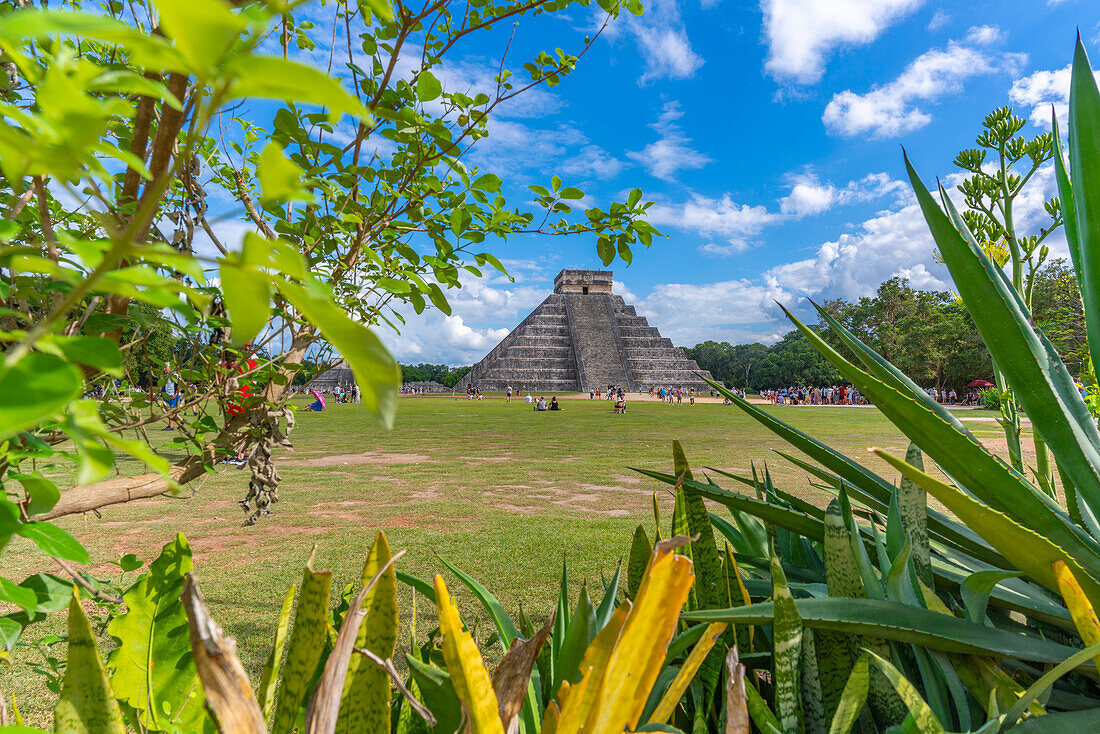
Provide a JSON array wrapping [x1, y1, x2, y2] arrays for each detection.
[[456, 270, 714, 393]]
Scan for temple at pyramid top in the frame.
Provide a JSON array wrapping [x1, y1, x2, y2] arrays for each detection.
[[456, 269, 714, 393]]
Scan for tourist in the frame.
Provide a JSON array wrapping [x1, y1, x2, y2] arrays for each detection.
[[506, 385, 513, 403], [162, 361, 179, 430], [525, 393, 533, 404], [590, 387, 595, 399], [536, 397, 548, 411], [614, 394, 627, 413], [549, 396, 563, 411], [689, 387, 695, 406], [306, 389, 326, 411]]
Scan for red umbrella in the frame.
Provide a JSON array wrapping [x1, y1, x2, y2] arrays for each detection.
[[967, 379, 994, 387]]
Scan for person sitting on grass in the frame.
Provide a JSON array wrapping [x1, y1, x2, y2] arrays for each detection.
[[614, 395, 626, 414], [306, 389, 326, 411], [549, 396, 563, 411], [535, 397, 548, 411]]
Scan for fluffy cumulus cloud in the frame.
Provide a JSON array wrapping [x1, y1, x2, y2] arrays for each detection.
[[377, 268, 551, 365], [823, 32, 1026, 138], [762, 0, 924, 84], [926, 10, 951, 31], [634, 279, 793, 346], [627, 102, 711, 181], [649, 171, 904, 253], [1008, 64, 1100, 128], [778, 172, 906, 216]]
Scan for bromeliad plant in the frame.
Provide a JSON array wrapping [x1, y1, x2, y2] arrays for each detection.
[[628, 37, 1100, 734]]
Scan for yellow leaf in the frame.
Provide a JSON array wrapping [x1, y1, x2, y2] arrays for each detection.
[[433, 575, 504, 734], [585, 538, 695, 734], [552, 601, 631, 733], [1053, 560, 1100, 669], [649, 622, 728, 724]]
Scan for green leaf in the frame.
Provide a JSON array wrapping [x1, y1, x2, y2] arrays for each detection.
[[0, 351, 82, 440], [272, 553, 333, 734], [559, 186, 584, 200], [673, 442, 722, 610], [278, 281, 401, 428], [10, 473, 59, 517], [553, 584, 597, 697], [106, 535, 206, 732], [960, 570, 1021, 624], [827, 654, 868, 734], [772, 550, 804, 734], [357, 0, 394, 22], [417, 71, 443, 102], [337, 532, 399, 734], [54, 591, 126, 734], [257, 584, 296, 722], [627, 525, 651, 599], [906, 153, 1100, 539], [866, 651, 944, 734], [220, 253, 270, 346], [897, 442, 931, 587], [18, 522, 88, 563], [596, 238, 614, 266], [684, 598, 1088, 664], [225, 56, 368, 122], [258, 142, 309, 203], [1068, 38, 1100, 381], [51, 336, 124, 377], [875, 447, 1100, 607], [471, 173, 501, 193], [153, 0, 247, 73], [406, 655, 462, 734]]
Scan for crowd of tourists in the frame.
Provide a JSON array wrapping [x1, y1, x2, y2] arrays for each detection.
[[760, 385, 869, 405]]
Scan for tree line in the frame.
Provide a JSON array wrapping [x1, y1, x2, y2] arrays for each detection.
[[400, 363, 473, 387], [684, 260, 1086, 392]]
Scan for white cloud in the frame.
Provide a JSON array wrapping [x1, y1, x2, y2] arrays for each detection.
[[627, 102, 711, 181], [649, 194, 776, 252], [823, 39, 1026, 138], [1007, 64, 1100, 128], [927, 10, 950, 31], [634, 279, 792, 346], [561, 144, 628, 180], [963, 24, 1004, 45], [779, 172, 907, 216], [762, 0, 924, 84], [602, 0, 703, 83]]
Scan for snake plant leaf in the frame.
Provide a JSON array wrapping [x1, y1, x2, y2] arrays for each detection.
[[908, 150, 1100, 537], [866, 651, 945, 734], [634, 469, 824, 542], [875, 447, 1100, 607], [406, 654, 463, 734], [437, 555, 521, 648], [827, 653, 869, 734], [1068, 38, 1100, 376], [595, 565, 620, 632], [1052, 559, 1100, 670], [801, 630, 827, 734], [336, 532, 399, 734], [674, 441, 723, 610], [778, 304, 1100, 586], [898, 443, 931, 587], [568, 538, 695, 734], [628, 526, 652, 600], [709, 507, 767, 559], [272, 550, 333, 734], [684, 597, 1088, 664], [433, 575, 505, 734], [960, 570, 1022, 624], [106, 534, 206, 733], [553, 584, 597, 698], [771, 550, 804, 734], [555, 600, 630, 721], [257, 584, 296, 723], [648, 622, 726, 725], [1009, 708, 1100, 733], [54, 590, 126, 734]]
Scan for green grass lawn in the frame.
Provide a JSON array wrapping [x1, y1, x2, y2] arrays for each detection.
[[4, 394, 1022, 723]]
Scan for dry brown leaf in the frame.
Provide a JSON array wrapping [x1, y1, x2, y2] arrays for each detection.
[[491, 612, 556, 731]]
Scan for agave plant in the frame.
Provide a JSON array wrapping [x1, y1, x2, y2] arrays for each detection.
[[631, 37, 1100, 734]]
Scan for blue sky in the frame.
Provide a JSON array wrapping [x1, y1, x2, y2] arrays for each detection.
[[286, 0, 1098, 364]]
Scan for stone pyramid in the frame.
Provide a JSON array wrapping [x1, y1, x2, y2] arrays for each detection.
[[456, 270, 714, 393]]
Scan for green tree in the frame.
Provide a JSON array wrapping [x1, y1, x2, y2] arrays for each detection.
[[753, 330, 840, 389]]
